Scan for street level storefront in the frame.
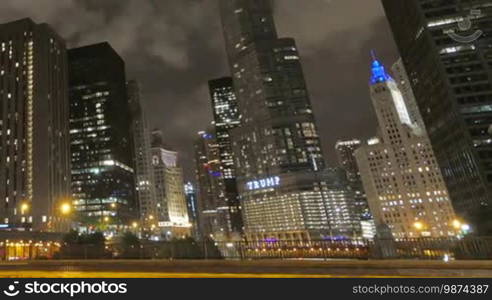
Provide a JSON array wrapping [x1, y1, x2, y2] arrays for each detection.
[[0, 231, 63, 260]]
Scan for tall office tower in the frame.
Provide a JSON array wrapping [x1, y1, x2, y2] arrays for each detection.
[[0, 18, 71, 232], [355, 56, 457, 238], [68, 42, 136, 231], [208, 77, 242, 233], [382, 0, 492, 232], [184, 182, 199, 239], [150, 131, 190, 239], [127, 80, 156, 224], [220, 0, 332, 241], [335, 140, 373, 234], [194, 131, 233, 240]]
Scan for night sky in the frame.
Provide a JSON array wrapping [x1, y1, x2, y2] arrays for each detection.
[[0, 0, 398, 180]]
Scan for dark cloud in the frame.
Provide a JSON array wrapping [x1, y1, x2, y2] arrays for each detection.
[[0, 0, 398, 179]]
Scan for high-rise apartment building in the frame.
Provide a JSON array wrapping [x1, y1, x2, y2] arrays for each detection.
[[208, 77, 242, 233], [128, 80, 157, 224], [219, 0, 335, 241], [355, 56, 457, 238], [382, 0, 492, 231], [68, 42, 136, 231], [0, 18, 71, 232], [150, 131, 190, 239]]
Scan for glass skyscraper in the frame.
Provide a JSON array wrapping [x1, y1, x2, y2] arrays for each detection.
[[208, 77, 242, 233], [382, 0, 492, 232], [184, 182, 199, 239], [68, 42, 136, 232], [194, 130, 234, 240], [335, 139, 373, 234], [219, 0, 337, 241]]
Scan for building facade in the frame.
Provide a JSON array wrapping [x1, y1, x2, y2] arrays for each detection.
[[208, 77, 243, 233], [391, 59, 427, 133], [128, 80, 157, 225], [184, 182, 199, 239], [335, 140, 363, 183], [194, 131, 233, 240], [355, 57, 457, 238], [219, 0, 339, 241], [335, 139, 373, 236], [321, 168, 363, 238], [68, 42, 136, 232], [151, 131, 190, 239], [0, 18, 71, 232], [382, 0, 492, 232]]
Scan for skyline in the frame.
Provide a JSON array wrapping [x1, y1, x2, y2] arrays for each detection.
[[1, 0, 492, 282], [0, 0, 398, 180]]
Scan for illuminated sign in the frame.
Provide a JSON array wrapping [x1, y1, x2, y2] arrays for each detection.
[[246, 176, 280, 191]]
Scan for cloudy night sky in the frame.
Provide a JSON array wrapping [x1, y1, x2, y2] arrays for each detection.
[[0, 0, 398, 180]]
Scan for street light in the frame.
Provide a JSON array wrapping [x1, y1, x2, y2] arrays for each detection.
[[452, 219, 462, 230], [59, 202, 71, 215], [20, 203, 30, 215], [461, 224, 471, 233], [451, 219, 471, 234], [132, 221, 138, 229], [413, 221, 424, 231]]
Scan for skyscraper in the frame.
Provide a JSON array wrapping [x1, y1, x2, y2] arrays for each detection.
[[184, 182, 199, 239], [68, 42, 136, 231], [0, 18, 71, 232], [382, 0, 492, 232], [194, 130, 233, 240], [335, 140, 363, 183], [150, 131, 190, 239], [321, 168, 363, 238], [335, 139, 373, 233], [208, 77, 242, 233], [355, 56, 457, 238], [128, 80, 157, 225], [219, 0, 332, 241]]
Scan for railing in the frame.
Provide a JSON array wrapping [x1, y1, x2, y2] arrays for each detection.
[[19, 236, 492, 261], [392, 237, 492, 260], [214, 237, 492, 260]]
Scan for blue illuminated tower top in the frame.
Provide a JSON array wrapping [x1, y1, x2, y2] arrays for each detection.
[[370, 50, 392, 85]]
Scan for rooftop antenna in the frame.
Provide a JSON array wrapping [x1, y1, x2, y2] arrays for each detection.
[[370, 50, 377, 61]]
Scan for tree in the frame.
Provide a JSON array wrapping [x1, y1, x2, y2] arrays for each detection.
[[62, 230, 79, 245], [119, 232, 141, 258], [57, 231, 108, 259]]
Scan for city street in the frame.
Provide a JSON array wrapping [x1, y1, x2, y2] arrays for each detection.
[[0, 260, 491, 278]]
